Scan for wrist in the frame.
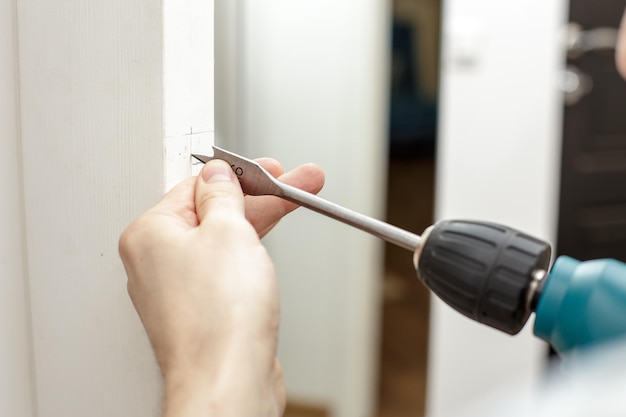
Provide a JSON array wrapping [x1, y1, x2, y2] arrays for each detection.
[[162, 368, 278, 417], [160, 342, 279, 417]]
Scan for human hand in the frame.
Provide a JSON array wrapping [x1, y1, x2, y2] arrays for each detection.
[[119, 158, 322, 417], [245, 157, 324, 237]]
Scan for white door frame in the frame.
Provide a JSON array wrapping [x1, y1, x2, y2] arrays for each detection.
[[4, 0, 214, 415]]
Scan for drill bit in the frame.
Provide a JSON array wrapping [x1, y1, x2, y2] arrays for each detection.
[[192, 146, 422, 252]]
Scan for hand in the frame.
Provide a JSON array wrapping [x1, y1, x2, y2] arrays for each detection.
[[245, 158, 324, 237], [119, 158, 323, 417]]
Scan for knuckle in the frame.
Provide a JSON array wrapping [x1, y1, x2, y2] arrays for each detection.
[[118, 216, 150, 261]]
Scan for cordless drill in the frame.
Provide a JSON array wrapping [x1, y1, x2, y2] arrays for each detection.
[[414, 220, 626, 354]]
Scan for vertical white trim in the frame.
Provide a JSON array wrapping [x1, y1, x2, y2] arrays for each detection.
[[163, 0, 215, 190]]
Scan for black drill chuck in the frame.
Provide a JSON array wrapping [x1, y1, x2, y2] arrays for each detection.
[[415, 220, 552, 335]]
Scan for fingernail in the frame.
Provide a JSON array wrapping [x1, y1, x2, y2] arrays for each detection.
[[202, 161, 233, 183]]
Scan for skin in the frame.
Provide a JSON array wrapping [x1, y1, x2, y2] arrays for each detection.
[[119, 158, 323, 417], [120, 12, 626, 417], [618, 9, 626, 80]]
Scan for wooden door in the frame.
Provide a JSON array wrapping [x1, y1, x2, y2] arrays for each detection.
[[5, 1, 214, 416], [557, 0, 626, 261]]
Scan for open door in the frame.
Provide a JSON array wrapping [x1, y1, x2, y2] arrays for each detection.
[[215, 2, 389, 416], [430, 0, 567, 415]]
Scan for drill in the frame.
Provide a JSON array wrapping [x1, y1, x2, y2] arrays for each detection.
[[191, 147, 626, 354], [414, 219, 626, 354]]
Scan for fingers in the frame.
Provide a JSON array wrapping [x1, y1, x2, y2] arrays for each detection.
[[144, 176, 199, 226], [246, 163, 325, 237], [256, 157, 284, 178], [194, 159, 245, 225], [278, 163, 324, 196], [157, 157, 281, 207], [159, 157, 323, 235]]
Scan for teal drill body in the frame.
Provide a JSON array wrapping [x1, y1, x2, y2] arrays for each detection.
[[534, 256, 626, 354]]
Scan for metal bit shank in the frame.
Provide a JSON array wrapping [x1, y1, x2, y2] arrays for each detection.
[[193, 146, 422, 252]]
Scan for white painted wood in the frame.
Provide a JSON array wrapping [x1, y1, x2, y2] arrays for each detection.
[[14, 0, 213, 416], [0, 0, 36, 415], [17, 1, 164, 415], [221, 2, 389, 415], [214, 0, 243, 152], [429, 0, 567, 415], [163, 0, 214, 189]]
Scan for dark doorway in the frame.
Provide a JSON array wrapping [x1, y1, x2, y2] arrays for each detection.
[[557, 1, 626, 262], [377, 1, 441, 416]]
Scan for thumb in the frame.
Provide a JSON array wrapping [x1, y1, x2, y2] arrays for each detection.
[[195, 159, 245, 224]]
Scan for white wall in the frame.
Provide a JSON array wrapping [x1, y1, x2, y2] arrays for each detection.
[[0, 0, 36, 416], [429, 0, 568, 415], [217, 2, 390, 416]]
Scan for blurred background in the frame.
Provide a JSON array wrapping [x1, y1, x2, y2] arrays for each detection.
[[215, 0, 626, 416]]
